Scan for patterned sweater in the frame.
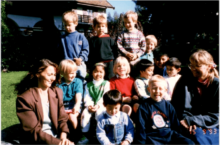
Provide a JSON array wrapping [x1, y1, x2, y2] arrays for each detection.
[[117, 29, 146, 57]]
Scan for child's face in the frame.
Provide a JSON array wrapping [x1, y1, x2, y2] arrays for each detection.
[[64, 21, 77, 33], [105, 103, 121, 116], [63, 67, 77, 83], [94, 23, 106, 35], [148, 81, 167, 102], [154, 55, 169, 69], [116, 63, 128, 77], [140, 66, 154, 79], [92, 66, 105, 81], [166, 65, 180, 77], [124, 17, 136, 32], [146, 40, 155, 53]]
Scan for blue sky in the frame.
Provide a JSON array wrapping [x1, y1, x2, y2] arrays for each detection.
[[106, 0, 136, 17]]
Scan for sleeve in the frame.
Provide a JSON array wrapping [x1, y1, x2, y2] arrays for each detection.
[[96, 119, 112, 145], [135, 104, 148, 144], [79, 35, 89, 62], [117, 32, 129, 55], [16, 96, 61, 144], [134, 79, 150, 99], [83, 84, 94, 107], [124, 114, 134, 143], [137, 31, 146, 57], [56, 88, 70, 134], [75, 79, 83, 95]]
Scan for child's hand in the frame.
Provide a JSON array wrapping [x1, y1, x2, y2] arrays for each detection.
[[88, 105, 93, 113], [132, 95, 139, 101], [90, 105, 99, 113], [180, 119, 189, 129], [72, 105, 80, 114], [123, 97, 132, 103], [121, 140, 130, 145], [74, 58, 82, 66]]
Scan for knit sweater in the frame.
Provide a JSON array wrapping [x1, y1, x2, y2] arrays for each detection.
[[61, 31, 89, 61], [109, 75, 136, 98], [117, 29, 146, 57], [88, 34, 116, 64]]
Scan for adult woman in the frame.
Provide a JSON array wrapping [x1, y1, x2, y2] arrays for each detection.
[[171, 49, 219, 144], [15, 59, 74, 145]]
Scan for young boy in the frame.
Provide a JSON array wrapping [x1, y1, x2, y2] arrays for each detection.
[[61, 10, 89, 80], [96, 90, 134, 145], [117, 11, 146, 66], [88, 14, 117, 80], [57, 59, 83, 130], [135, 75, 194, 144], [153, 48, 169, 76], [130, 35, 157, 66], [164, 57, 182, 98]]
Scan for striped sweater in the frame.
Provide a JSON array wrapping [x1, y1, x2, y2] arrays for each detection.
[[117, 29, 146, 57]]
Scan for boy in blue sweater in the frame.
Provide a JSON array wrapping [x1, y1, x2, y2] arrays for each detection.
[[135, 75, 194, 144], [61, 10, 89, 80]]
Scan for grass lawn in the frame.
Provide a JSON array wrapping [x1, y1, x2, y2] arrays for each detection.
[[1, 71, 27, 130]]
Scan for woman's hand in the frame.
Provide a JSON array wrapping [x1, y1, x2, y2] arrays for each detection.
[[180, 119, 189, 129], [123, 97, 132, 103], [59, 138, 74, 145], [189, 125, 197, 134]]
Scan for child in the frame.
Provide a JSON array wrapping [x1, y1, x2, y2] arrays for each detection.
[[134, 59, 154, 113], [81, 63, 110, 133], [135, 75, 194, 144], [61, 10, 89, 80], [117, 11, 146, 66], [153, 48, 169, 76], [88, 14, 117, 80], [164, 57, 182, 98], [130, 35, 157, 66], [109, 56, 138, 116], [57, 59, 83, 130], [96, 90, 134, 145]]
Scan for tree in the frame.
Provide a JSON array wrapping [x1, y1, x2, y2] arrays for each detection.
[[113, 11, 119, 23], [107, 12, 113, 23]]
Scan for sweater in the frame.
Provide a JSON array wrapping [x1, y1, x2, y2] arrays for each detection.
[[61, 31, 89, 62], [117, 29, 146, 57], [88, 34, 116, 64], [109, 75, 136, 98], [171, 74, 219, 128]]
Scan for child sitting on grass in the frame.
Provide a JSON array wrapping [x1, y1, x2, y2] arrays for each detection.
[[164, 57, 182, 98], [81, 63, 110, 133], [135, 75, 194, 145], [109, 56, 138, 116], [57, 59, 83, 130], [96, 90, 134, 145]]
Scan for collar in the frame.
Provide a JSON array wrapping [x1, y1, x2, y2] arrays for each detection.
[[138, 77, 148, 80], [105, 111, 120, 118], [60, 77, 76, 85], [98, 34, 110, 38], [116, 74, 130, 78], [92, 79, 104, 86]]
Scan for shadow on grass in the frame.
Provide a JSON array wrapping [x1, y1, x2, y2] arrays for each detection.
[[1, 124, 21, 145]]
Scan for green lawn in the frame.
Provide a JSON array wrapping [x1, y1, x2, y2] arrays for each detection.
[[1, 71, 27, 130]]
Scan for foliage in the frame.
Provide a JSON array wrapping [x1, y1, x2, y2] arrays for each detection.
[[133, 1, 219, 66], [1, 71, 27, 130]]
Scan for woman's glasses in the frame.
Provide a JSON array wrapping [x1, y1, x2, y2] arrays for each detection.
[[188, 64, 204, 70]]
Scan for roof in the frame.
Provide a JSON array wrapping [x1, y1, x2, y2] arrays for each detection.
[[76, 0, 115, 9]]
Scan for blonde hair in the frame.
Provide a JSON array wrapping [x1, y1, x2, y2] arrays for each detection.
[[148, 75, 168, 90], [124, 11, 138, 23], [189, 49, 219, 82], [113, 56, 131, 75], [59, 59, 77, 75], [62, 10, 78, 25], [146, 35, 158, 47], [93, 14, 107, 27]]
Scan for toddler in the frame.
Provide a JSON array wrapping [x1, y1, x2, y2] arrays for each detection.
[[164, 57, 182, 98], [61, 10, 89, 80], [135, 75, 194, 145], [88, 14, 116, 80], [117, 11, 146, 65], [96, 90, 134, 145], [109, 56, 138, 116], [153, 48, 169, 76], [57, 59, 83, 130], [81, 63, 110, 133]]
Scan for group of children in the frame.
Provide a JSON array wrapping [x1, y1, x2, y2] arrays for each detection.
[[57, 10, 195, 144]]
